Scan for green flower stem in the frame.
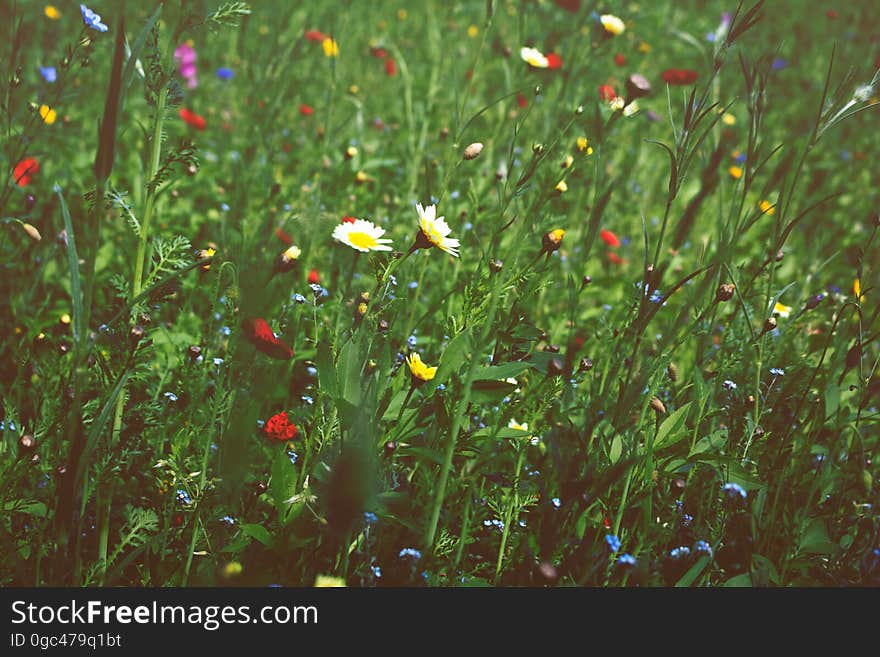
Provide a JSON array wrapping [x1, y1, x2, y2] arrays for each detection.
[[494, 444, 526, 583], [96, 81, 169, 583], [424, 271, 501, 551]]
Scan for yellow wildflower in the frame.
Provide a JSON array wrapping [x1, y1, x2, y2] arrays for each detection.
[[322, 37, 339, 57], [406, 353, 437, 384]]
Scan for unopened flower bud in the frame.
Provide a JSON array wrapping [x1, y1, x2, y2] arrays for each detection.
[[188, 345, 202, 362], [129, 325, 145, 346], [805, 294, 824, 311], [275, 244, 302, 274], [716, 283, 735, 302], [650, 397, 666, 414], [547, 358, 565, 377], [763, 316, 777, 334], [667, 363, 678, 381], [541, 228, 565, 254], [579, 357, 593, 372], [489, 258, 503, 273], [357, 291, 370, 304], [377, 319, 389, 333], [22, 222, 42, 242], [463, 142, 484, 160], [19, 434, 36, 453], [532, 143, 544, 155], [365, 359, 377, 375], [625, 73, 651, 102]]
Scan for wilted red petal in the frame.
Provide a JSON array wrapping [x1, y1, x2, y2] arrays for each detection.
[[661, 68, 698, 85], [516, 92, 528, 108], [600, 229, 621, 247], [304, 29, 325, 42], [371, 47, 387, 59], [546, 53, 562, 69], [275, 227, 293, 244], [179, 108, 206, 130], [308, 268, 320, 284], [614, 53, 626, 67], [598, 84, 617, 101], [385, 58, 397, 76], [14, 157, 39, 187], [607, 251, 624, 265], [242, 317, 294, 360]]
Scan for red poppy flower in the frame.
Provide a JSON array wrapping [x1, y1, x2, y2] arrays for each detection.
[[516, 92, 528, 108], [600, 229, 621, 247], [546, 53, 562, 70], [607, 251, 624, 265], [304, 29, 326, 42], [241, 317, 293, 360], [275, 227, 293, 244], [179, 108, 206, 130], [299, 104, 314, 117], [385, 58, 397, 76], [371, 47, 387, 59], [342, 216, 356, 224], [598, 84, 617, 101], [661, 68, 698, 85], [264, 410, 298, 441], [614, 53, 626, 67], [308, 268, 320, 284], [553, 0, 581, 11], [14, 157, 39, 187]]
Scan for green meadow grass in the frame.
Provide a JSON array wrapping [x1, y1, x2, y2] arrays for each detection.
[[0, 0, 877, 586]]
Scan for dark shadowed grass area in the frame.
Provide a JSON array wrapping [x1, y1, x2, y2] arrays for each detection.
[[0, 0, 878, 587]]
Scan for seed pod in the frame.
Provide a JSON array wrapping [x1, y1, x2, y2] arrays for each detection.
[[439, 127, 449, 140], [667, 363, 678, 381], [579, 357, 593, 372], [650, 397, 666, 414], [716, 283, 735, 302], [463, 142, 484, 160]]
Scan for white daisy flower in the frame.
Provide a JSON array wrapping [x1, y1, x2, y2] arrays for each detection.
[[332, 218, 393, 253], [413, 203, 460, 257], [520, 46, 549, 69]]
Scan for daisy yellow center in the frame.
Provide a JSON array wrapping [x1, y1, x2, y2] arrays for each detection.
[[348, 231, 378, 250], [422, 224, 444, 247]]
